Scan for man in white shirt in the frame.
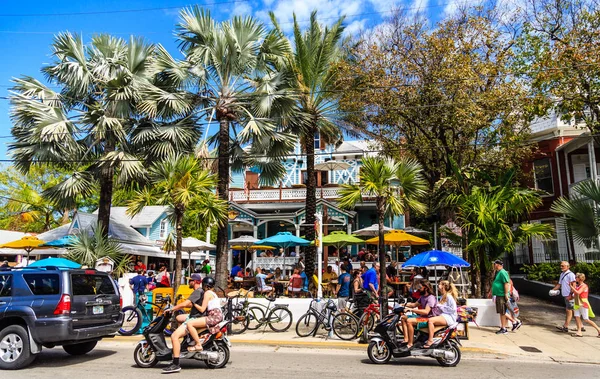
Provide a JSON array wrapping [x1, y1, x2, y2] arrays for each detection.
[[553, 261, 576, 332]]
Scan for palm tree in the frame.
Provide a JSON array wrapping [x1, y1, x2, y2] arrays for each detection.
[[67, 227, 132, 279], [450, 180, 554, 297], [551, 179, 600, 261], [338, 157, 427, 309], [269, 11, 348, 276], [9, 33, 196, 237], [127, 154, 227, 292], [166, 7, 297, 289]]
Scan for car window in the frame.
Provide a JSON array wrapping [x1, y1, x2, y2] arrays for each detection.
[[71, 274, 116, 296], [23, 274, 60, 295], [0, 274, 11, 297]]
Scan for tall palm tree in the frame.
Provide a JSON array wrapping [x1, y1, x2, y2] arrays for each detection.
[[450, 180, 554, 297], [9, 33, 196, 237], [551, 179, 600, 261], [127, 154, 227, 292], [338, 157, 427, 309], [270, 11, 347, 276], [164, 7, 297, 289]]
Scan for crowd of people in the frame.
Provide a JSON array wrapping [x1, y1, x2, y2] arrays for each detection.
[[128, 258, 213, 295]]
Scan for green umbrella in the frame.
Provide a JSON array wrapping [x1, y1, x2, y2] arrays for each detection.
[[316, 231, 365, 250]]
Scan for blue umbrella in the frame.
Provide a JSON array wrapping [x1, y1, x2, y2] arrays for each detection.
[[41, 235, 78, 248], [255, 232, 310, 250], [401, 249, 470, 268], [28, 257, 82, 269]]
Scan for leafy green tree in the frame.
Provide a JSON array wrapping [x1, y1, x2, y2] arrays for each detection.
[[551, 179, 600, 261], [9, 33, 196, 237], [161, 7, 296, 289], [449, 174, 554, 297], [269, 10, 347, 277], [67, 227, 132, 279], [338, 156, 427, 309], [127, 154, 227, 292]]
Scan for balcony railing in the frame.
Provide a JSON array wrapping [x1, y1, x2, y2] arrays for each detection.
[[230, 186, 343, 203]]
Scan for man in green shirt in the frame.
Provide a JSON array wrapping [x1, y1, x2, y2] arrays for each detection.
[[492, 259, 511, 334]]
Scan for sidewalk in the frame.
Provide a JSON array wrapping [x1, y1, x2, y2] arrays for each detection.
[[114, 296, 600, 364]]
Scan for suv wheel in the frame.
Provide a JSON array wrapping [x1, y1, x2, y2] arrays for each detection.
[[63, 341, 98, 356], [0, 325, 36, 370]]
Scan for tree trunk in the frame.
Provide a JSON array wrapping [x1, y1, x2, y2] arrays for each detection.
[[173, 207, 184, 294], [470, 249, 482, 298], [478, 250, 490, 298], [98, 143, 115, 238], [304, 126, 317, 277], [215, 117, 230, 291], [377, 196, 388, 315]]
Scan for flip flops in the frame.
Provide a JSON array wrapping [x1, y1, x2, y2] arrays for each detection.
[[187, 345, 203, 352]]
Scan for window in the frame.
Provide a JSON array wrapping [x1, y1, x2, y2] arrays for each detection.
[[159, 218, 168, 239], [71, 274, 116, 296], [314, 131, 320, 149], [23, 274, 60, 295], [533, 158, 554, 194], [0, 275, 12, 297]]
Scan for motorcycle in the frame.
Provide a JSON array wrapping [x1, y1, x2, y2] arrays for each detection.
[[367, 305, 461, 367], [133, 312, 231, 369]]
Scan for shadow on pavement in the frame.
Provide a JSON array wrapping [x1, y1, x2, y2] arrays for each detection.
[[24, 349, 117, 369], [360, 357, 443, 367]]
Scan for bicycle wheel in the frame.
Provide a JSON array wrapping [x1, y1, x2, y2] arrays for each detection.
[[295, 312, 319, 337], [246, 307, 265, 330], [332, 313, 359, 340], [358, 311, 377, 333], [228, 307, 249, 335], [267, 307, 293, 332], [119, 306, 142, 336]]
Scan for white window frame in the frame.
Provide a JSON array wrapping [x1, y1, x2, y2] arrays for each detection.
[[159, 219, 168, 239], [533, 157, 554, 196]]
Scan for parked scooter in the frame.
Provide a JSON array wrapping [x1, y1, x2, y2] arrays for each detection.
[[133, 311, 231, 369], [367, 304, 461, 367]]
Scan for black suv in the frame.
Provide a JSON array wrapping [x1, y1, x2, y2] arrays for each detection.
[[0, 267, 123, 369]]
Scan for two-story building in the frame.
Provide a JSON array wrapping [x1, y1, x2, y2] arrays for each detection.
[[515, 112, 597, 264]]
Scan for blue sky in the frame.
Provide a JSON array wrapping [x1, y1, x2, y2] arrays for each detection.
[[0, 0, 469, 160]]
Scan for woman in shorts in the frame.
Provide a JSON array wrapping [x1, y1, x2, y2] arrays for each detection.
[[570, 273, 600, 338]]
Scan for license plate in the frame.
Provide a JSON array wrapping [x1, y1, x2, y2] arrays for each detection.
[[92, 305, 104, 314]]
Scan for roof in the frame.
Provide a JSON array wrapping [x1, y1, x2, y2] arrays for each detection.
[[95, 206, 170, 228], [555, 132, 591, 152], [0, 230, 26, 245]]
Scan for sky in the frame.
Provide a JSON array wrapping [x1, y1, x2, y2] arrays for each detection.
[[0, 0, 481, 160]]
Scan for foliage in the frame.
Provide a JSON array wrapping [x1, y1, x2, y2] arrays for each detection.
[[336, 6, 533, 218], [522, 261, 600, 295], [517, 0, 600, 136], [270, 10, 348, 276], [551, 179, 600, 250], [127, 154, 227, 292], [66, 226, 132, 279]]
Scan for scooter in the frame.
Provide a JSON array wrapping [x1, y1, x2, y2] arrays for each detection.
[[133, 312, 232, 369], [367, 305, 462, 367]]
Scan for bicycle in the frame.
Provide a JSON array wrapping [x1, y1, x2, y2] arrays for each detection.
[[119, 294, 180, 336], [296, 299, 345, 338], [245, 292, 293, 332], [221, 288, 254, 335]]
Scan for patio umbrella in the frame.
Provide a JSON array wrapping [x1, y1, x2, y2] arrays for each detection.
[[0, 235, 51, 262], [401, 249, 470, 297], [229, 235, 259, 269], [181, 237, 215, 272], [256, 232, 310, 250], [353, 224, 395, 237], [41, 235, 78, 248], [314, 160, 351, 171], [231, 245, 275, 250], [312, 231, 364, 250], [28, 257, 81, 269], [403, 226, 431, 234], [366, 230, 429, 262]]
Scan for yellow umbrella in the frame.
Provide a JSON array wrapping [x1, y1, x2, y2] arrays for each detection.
[[0, 235, 51, 262], [365, 230, 429, 246]]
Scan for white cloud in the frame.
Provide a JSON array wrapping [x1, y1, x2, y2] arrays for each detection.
[[232, 2, 253, 16]]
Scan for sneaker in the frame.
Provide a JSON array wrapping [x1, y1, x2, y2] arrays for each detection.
[[495, 328, 508, 335], [512, 321, 522, 331], [162, 364, 181, 374]]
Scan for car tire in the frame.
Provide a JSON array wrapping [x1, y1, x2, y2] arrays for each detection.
[[0, 325, 36, 370], [63, 341, 98, 356]]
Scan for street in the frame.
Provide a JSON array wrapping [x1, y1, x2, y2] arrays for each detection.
[[7, 340, 598, 379]]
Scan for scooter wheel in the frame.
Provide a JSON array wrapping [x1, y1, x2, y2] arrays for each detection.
[[436, 341, 461, 367], [367, 341, 391, 364], [205, 340, 230, 369], [134, 343, 158, 368]]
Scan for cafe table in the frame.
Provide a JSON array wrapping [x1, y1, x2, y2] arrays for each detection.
[[388, 280, 409, 299]]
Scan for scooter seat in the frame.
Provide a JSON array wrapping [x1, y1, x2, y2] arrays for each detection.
[[417, 325, 446, 333]]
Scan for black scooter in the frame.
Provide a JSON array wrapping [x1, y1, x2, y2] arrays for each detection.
[[133, 312, 231, 369], [367, 305, 462, 367]]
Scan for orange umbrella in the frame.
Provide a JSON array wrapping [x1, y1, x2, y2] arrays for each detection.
[[365, 230, 430, 246], [0, 235, 51, 261]]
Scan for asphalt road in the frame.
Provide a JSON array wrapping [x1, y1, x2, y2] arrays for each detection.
[[7, 341, 598, 379]]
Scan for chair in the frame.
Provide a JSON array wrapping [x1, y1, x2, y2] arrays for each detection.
[[287, 276, 304, 298], [255, 277, 272, 296]]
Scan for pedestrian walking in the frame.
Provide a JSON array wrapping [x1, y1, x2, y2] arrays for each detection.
[[505, 279, 522, 331], [570, 273, 600, 338], [491, 259, 510, 334], [552, 261, 576, 333]]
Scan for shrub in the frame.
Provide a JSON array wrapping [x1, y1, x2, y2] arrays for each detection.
[[521, 262, 600, 295]]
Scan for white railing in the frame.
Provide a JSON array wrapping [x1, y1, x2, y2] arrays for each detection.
[[230, 187, 343, 202]]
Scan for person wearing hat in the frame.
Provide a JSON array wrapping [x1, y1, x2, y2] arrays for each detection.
[[162, 273, 205, 374], [491, 259, 511, 335]]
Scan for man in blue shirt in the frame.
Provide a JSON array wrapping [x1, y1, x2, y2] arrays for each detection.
[[336, 266, 352, 310], [362, 262, 379, 300], [230, 263, 242, 278], [129, 270, 148, 295]]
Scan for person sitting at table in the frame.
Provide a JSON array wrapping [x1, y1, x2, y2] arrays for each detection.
[[287, 269, 304, 296], [272, 267, 285, 295], [386, 261, 398, 279], [401, 279, 437, 349], [230, 263, 242, 278], [244, 267, 253, 278], [323, 265, 338, 295], [255, 267, 275, 296]]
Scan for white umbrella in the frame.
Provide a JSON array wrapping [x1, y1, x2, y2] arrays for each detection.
[[228, 235, 259, 269], [314, 160, 351, 171], [403, 226, 431, 234], [182, 237, 215, 251], [353, 224, 396, 236]]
